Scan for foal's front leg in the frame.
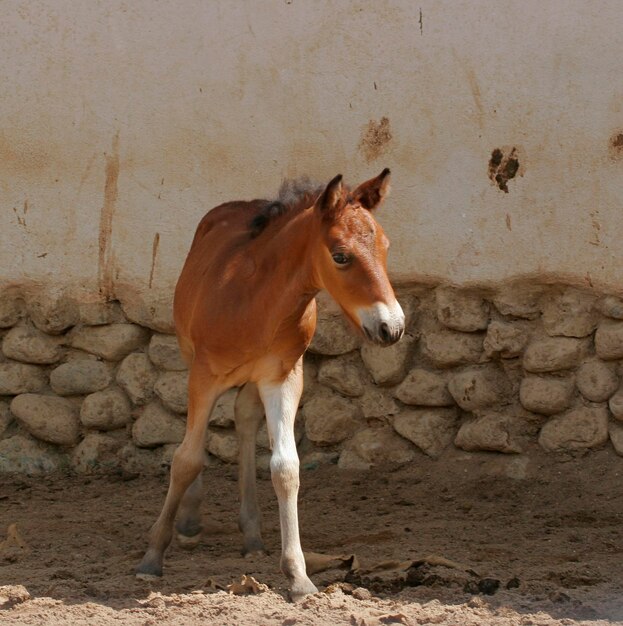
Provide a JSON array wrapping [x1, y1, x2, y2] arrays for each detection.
[[258, 359, 317, 601]]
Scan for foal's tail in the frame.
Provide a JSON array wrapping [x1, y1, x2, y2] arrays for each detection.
[[176, 334, 194, 368]]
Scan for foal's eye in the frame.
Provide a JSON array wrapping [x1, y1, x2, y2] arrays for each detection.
[[332, 252, 351, 266]]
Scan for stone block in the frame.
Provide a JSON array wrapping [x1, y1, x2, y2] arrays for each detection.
[[360, 334, 416, 385], [421, 329, 483, 368], [50, 360, 112, 395], [78, 300, 126, 326], [206, 429, 238, 463], [301, 450, 340, 468], [301, 359, 319, 405], [116, 353, 158, 405], [348, 426, 416, 466], [0, 435, 62, 474], [538, 406, 609, 452], [0, 292, 25, 328], [2, 325, 64, 364], [356, 387, 399, 419], [71, 433, 122, 473], [435, 287, 489, 332], [393, 407, 458, 458], [576, 359, 618, 402], [596, 295, 623, 320], [0, 400, 13, 437], [10, 394, 81, 446], [608, 386, 623, 421], [28, 292, 79, 335], [523, 337, 586, 373], [132, 402, 185, 447], [80, 387, 132, 430], [447, 366, 511, 411], [595, 321, 623, 360], [0, 363, 47, 395], [62, 349, 100, 363], [609, 421, 623, 456], [116, 285, 174, 333], [483, 321, 528, 359], [519, 375, 575, 415], [257, 422, 271, 450], [210, 388, 238, 427], [69, 324, 150, 361], [308, 313, 360, 356], [398, 293, 419, 334], [117, 442, 178, 475], [337, 449, 372, 471], [148, 334, 187, 371], [154, 371, 188, 414], [255, 452, 271, 471], [394, 368, 453, 406], [541, 288, 598, 338], [303, 389, 360, 445], [317, 354, 367, 397], [491, 285, 544, 319], [160, 443, 180, 468], [455, 414, 521, 453]]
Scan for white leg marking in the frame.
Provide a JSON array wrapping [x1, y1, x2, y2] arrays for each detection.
[[258, 360, 317, 600]]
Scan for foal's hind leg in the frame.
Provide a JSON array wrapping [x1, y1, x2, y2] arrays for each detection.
[[136, 365, 221, 578], [258, 359, 317, 601], [235, 382, 266, 556], [175, 472, 204, 548]]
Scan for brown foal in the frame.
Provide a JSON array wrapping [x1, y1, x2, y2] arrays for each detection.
[[136, 169, 405, 601]]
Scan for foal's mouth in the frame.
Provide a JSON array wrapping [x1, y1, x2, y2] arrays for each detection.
[[340, 306, 403, 347], [362, 322, 403, 346]]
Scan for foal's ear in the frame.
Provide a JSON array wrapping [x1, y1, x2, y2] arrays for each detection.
[[352, 168, 391, 211], [316, 174, 343, 217]]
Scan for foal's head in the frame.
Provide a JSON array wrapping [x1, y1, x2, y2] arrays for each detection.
[[312, 169, 405, 346]]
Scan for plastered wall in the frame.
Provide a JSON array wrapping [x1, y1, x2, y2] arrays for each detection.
[[2, 0, 623, 304]]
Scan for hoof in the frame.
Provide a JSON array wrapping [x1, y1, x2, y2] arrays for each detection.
[[136, 552, 163, 580], [135, 572, 161, 581], [176, 531, 202, 549], [289, 579, 318, 603], [242, 538, 267, 558], [243, 548, 269, 559]]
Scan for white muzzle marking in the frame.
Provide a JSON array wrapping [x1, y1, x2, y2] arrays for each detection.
[[355, 300, 405, 345]]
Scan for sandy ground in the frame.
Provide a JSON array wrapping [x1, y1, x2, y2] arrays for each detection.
[[1, 446, 622, 625]]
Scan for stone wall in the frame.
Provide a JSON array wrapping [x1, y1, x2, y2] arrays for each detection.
[[1, 283, 623, 475]]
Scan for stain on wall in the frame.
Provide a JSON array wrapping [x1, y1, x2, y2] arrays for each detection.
[[488, 147, 521, 193], [609, 131, 623, 160], [98, 134, 120, 299], [359, 117, 392, 163], [149, 232, 160, 289], [13, 201, 27, 229]]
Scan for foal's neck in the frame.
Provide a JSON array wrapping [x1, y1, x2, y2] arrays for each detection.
[[254, 205, 321, 309]]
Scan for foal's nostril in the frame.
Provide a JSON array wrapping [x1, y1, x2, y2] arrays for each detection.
[[379, 322, 391, 343]]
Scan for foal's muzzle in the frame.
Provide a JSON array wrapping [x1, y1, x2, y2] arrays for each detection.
[[358, 301, 405, 347]]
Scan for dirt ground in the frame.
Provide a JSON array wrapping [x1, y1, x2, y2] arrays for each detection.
[[1, 446, 622, 625]]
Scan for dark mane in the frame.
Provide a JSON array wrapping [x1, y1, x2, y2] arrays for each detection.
[[249, 201, 289, 239], [249, 177, 323, 239]]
